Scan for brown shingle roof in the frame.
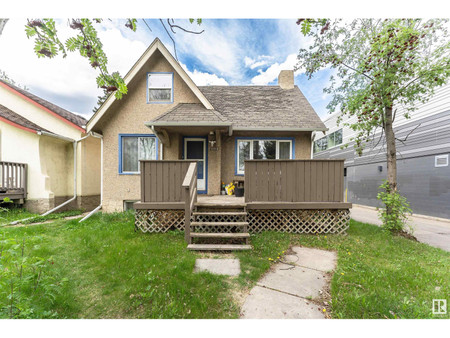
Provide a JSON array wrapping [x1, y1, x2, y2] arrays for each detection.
[[198, 85, 326, 130], [151, 103, 231, 125], [0, 103, 49, 133], [0, 79, 87, 129]]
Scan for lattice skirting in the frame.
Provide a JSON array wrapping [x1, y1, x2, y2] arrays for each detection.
[[135, 209, 350, 234], [135, 209, 184, 233], [248, 209, 350, 234]]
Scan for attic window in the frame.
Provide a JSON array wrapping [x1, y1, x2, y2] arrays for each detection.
[[148, 73, 173, 103]]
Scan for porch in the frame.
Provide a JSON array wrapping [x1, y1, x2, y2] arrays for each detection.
[[134, 159, 351, 250], [0, 161, 27, 202]]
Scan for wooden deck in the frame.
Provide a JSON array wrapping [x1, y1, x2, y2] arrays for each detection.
[[0, 161, 27, 201]]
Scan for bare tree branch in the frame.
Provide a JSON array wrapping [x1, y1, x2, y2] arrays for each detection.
[[159, 18, 178, 61], [395, 123, 421, 145], [166, 19, 204, 35]]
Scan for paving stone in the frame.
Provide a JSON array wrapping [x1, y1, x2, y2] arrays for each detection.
[[194, 258, 240, 276], [288, 246, 337, 272], [241, 286, 324, 319], [257, 264, 326, 299]]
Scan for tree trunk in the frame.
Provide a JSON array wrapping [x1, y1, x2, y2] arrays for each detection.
[[384, 106, 397, 193]]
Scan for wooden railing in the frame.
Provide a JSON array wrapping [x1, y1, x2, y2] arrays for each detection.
[[182, 162, 197, 243], [244, 159, 345, 204], [0, 161, 27, 198], [139, 160, 193, 204]]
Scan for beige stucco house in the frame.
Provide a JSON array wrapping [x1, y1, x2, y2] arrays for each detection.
[[0, 79, 101, 213], [87, 38, 327, 213]]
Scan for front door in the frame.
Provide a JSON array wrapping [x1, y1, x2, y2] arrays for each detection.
[[184, 138, 207, 193]]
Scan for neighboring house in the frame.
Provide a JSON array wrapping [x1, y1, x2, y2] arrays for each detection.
[[0, 79, 101, 213], [86, 38, 327, 213], [313, 84, 450, 219]]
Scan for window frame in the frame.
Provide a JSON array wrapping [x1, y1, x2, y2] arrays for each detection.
[[313, 129, 343, 154], [235, 137, 295, 176], [118, 134, 159, 175], [147, 72, 174, 104]]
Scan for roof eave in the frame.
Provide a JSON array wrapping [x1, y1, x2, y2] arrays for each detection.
[[146, 121, 232, 127], [232, 126, 328, 132]]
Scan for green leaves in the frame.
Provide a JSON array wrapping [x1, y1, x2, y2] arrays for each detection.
[[377, 180, 412, 233]]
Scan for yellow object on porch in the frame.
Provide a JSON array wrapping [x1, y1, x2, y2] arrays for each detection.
[[225, 182, 235, 195]]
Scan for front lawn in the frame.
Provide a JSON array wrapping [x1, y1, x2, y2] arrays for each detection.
[[0, 212, 448, 319]]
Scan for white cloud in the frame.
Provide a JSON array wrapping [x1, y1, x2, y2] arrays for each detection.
[[181, 63, 228, 86], [250, 54, 302, 85], [243, 55, 274, 70]]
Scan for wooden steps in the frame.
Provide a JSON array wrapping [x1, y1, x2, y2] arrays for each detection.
[[187, 244, 252, 251], [191, 221, 248, 227], [192, 211, 247, 216], [187, 204, 251, 251], [190, 232, 250, 238]]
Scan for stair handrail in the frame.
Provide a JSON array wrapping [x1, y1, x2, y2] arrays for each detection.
[[182, 162, 198, 243]]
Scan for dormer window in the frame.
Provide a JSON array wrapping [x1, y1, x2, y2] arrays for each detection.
[[147, 72, 173, 103]]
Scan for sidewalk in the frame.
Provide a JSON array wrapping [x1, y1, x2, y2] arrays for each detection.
[[240, 247, 336, 319], [351, 205, 450, 252]]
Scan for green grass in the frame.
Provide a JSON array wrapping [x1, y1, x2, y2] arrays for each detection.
[[20, 210, 83, 224], [0, 213, 448, 319], [0, 208, 37, 225]]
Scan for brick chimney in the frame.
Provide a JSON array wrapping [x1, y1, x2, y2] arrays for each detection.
[[278, 70, 294, 89]]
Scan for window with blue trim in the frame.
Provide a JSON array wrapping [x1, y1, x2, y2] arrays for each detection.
[[148, 73, 173, 103], [120, 135, 157, 174], [236, 139, 293, 175]]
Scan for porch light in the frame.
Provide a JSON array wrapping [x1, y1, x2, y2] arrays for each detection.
[[208, 131, 217, 150]]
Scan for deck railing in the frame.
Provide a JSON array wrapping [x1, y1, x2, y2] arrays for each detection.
[[0, 161, 27, 198], [244, 159, 345, 204], [139, 160, 194, 204], [182, 162, 197, 243]]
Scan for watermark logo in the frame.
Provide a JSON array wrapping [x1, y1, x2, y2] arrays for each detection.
[[432, 299, 447, 315]]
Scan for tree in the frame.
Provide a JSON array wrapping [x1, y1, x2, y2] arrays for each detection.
[[0, 18, 203, 100], [296, 19, 450, 229]]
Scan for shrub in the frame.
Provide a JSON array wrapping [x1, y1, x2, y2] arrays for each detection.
[[377, 180, 412, 233]]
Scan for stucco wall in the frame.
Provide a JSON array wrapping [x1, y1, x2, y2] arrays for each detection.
[[221, 131, 312, 185], [0, 123, 72, 203], [97, 50, 202, 212]]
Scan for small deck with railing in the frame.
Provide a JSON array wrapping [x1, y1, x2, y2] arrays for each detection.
[[0, 161, 27, 201], [134, 159, 351, 251]]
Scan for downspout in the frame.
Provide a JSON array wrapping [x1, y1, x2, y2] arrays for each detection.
[[9, 131, 102, 225], [39, 132, 91, 216], [79, 132, 103, 222]]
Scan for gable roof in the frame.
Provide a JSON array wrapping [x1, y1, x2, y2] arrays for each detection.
[[0, 103, 50, 134], [86, 38, 214, 132], [198, 86, 327, 131], [0, 79, 87, 131], [149, 103, 231, 126]]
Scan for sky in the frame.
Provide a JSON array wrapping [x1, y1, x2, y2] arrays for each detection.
[[0, 19, 334, 120]]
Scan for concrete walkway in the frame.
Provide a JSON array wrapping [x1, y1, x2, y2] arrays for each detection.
[[241, 247, 336, 319], [351, 205, 450, 252]]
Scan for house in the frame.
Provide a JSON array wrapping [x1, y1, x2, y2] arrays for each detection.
[[0, 79, 101, 213], [313, 83, 450, 219], [86, 38, 327, 212], [86, 38, 351, 250]]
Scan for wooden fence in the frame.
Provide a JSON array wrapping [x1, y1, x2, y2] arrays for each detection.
[[244, 159, 345, 203], [139, 160, 196, 203], [0, 161, 27, 199]]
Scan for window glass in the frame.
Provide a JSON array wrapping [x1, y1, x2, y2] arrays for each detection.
[[238, 141, 251, 171], [327, 133, 336, 148], [148, 73, 172, 102], [122, 137, 138, 172], [279, 141, 291, 159], [253, 140, 276, 159], [334, 129, 343, 145], [121, 136, 157, 173]]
